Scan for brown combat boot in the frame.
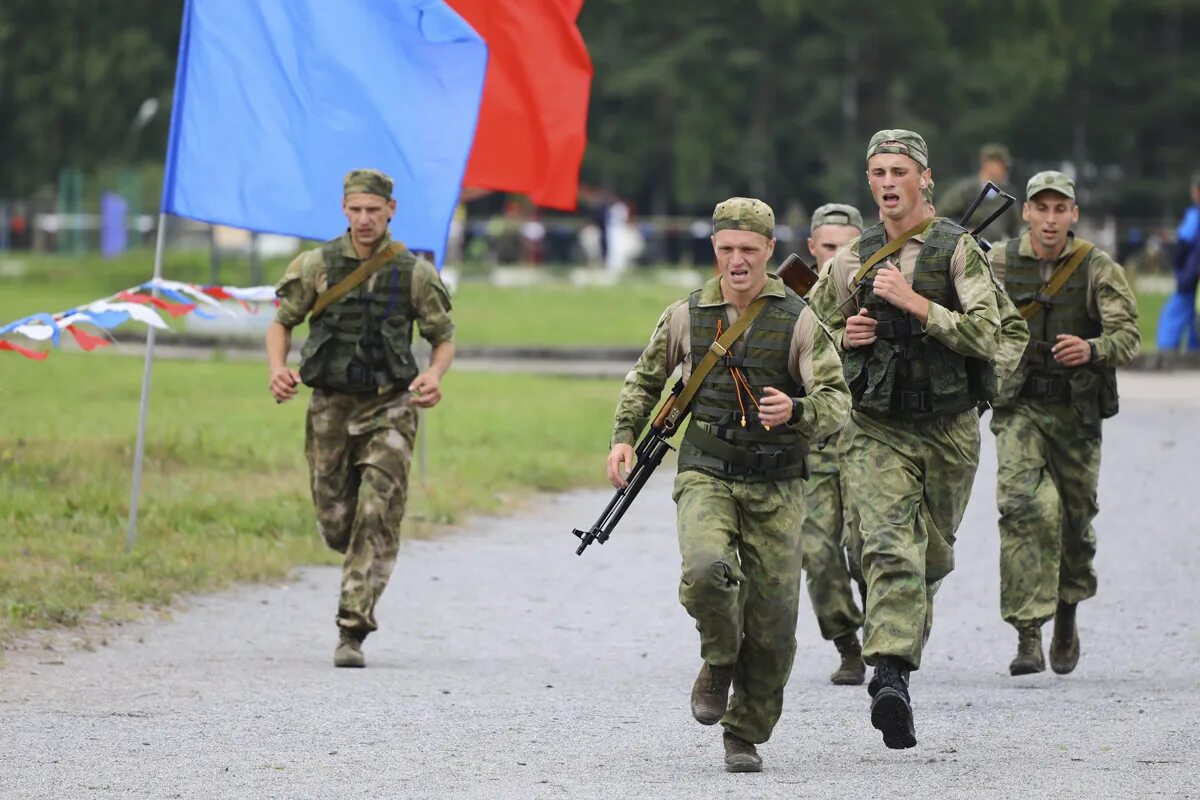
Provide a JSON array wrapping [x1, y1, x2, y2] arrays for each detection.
[[722, 731, 762, 773], [333, 629, 365, 668], [1009, 623, 1045, 675], [690, 662, 734, 725], [1049, 601, 1080, 674], [831, 633, 866, 685]]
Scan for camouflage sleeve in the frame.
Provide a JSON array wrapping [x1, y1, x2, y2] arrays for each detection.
[[986, 246, 1030, 389], [787, 307, 850, 441], [924, 233, 1000, 360], [806, 241, 860, 352], [611, 300, 687, 448], [273, 249, 323, 329], [411, 258, 455, 345], [1088, 251, 1140, 366]]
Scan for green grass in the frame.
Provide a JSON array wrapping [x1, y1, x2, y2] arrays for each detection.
[[0, 352, 624, 645]]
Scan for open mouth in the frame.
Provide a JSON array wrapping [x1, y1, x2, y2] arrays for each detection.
[[729, 267, 749, 279], [882, 193, 900, 207]]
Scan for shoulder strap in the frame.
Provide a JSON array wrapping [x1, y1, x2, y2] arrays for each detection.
[[1018, 240, 1095, 321], [853, 217, 936, 284], [662, 296, 770, 433], [310, 241, 406, 320]]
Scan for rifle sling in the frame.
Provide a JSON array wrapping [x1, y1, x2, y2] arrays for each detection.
[[663, 296, 769, 432], [852, 217, 937, 285], [310, 241, 405, 320], [1018, 240, 1094, 322]]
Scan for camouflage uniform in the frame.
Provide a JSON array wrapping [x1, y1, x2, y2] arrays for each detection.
[[800, 204, 867, 648], [275, 187, 454, 641], [807, 132, 1008, 672], [612, 199, 850, 745], [989, 177, 1140, 629]]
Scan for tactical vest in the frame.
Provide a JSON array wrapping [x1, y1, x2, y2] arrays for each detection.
[[843, 219, 993, 418], [298, 238, 419, 393], [678, 289, 810, 481], [1002, 238, 1118, 420]]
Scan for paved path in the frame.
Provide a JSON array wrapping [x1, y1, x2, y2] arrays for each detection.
[[2, 374, 1198, 799]]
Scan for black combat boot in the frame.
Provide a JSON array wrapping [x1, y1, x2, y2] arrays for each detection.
[[333, 629, 365, 668], [722, 731, 762, 773], [870, 657, 916, 749], [1049, 600, 1080, 674], [690, 662, 734, 725], [1009, 623, 1046, 675], [831, 633, 866, 685]]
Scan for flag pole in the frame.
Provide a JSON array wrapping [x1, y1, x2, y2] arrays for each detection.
[[125, 212, 169, 551]]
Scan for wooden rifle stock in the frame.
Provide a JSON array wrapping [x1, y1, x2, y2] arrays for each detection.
[[776, 252, 820, 298]]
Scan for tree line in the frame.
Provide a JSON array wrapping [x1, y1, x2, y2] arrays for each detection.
[[2, 0, 1197, 221]]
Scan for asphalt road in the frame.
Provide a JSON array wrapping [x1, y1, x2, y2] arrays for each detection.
[[1, 373, 1197, 799]]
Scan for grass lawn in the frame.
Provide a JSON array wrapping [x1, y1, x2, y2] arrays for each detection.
[[0, 352, 626, 646]]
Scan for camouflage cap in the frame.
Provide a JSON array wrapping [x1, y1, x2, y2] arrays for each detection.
[[343, 168, 394, 199], [866, 129, 928, 169], [979, 142, 1012, 166], [1026, 170, 1075, 201], [712, 197, 775, 239], [811, 203, 863, 232]]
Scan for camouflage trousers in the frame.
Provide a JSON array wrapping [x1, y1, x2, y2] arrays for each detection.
[[841, 409, 980, 671], [800, 445, 864, 642], [991, 402, 1101, 627], [305, 387, 418, 639], [673, 469, 806, 745]]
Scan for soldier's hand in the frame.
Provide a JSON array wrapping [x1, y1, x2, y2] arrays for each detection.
[[607, 443, 635, 489], [871, 261, 919, 312], [1052, 334, 1092, 367], [269, 365, 302, 403], [409, 371, 442, 408], [843, 307, 877, 349], [758, 387, 793, 428]]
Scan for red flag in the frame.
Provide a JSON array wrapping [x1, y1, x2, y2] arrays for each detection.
[[116, 291, 196, 318], [0, 339, 49, 360], [66, 325, 112, 352], [448, 0, 593, 210]]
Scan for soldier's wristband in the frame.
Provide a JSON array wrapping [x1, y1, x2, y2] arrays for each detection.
[[1088, 341, 1100, 363]]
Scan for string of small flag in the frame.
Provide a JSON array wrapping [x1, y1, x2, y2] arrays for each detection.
[[0, 280, 277, 360]]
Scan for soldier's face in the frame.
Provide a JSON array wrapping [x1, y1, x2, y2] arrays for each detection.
[[867, 154, 930, 223], [343, 192, 396, 249], [712, 229, 774, 295], [807, 224, 859, 268], [1023, 192, 1078, 254]]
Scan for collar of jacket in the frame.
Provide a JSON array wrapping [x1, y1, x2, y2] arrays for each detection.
[[696, 273, 787, 308]]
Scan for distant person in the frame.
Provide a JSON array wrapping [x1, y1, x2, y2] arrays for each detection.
[[266, 169, 455, 668], [606, 197, 849, 772], [801, 202, 867, 687], [939, 143, 1022, 240], [1155, 173, 1200, 352], [988, 171, 1140, 677]]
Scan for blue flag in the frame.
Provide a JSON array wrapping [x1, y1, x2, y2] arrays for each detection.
[[162, 0, 488, 264]]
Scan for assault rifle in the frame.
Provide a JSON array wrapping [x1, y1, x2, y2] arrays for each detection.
[[572, 254, 820, 556], [573, 380, 684, 555]]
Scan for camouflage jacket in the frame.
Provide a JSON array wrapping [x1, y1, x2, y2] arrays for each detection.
[[611, 274, 850, 448], [273, 231, 455, 347], [988, 232, 1140, 401], [807, 220, 1003, 368]]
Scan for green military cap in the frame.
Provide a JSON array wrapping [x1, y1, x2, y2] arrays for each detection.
[[1025, 170, 1075, 201], [712, 197, 775, 239], [866, 129, 929, 169], [343, 168, 394, 199], [811, 203, 863, 231], [979, 142, 1012, 165]]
